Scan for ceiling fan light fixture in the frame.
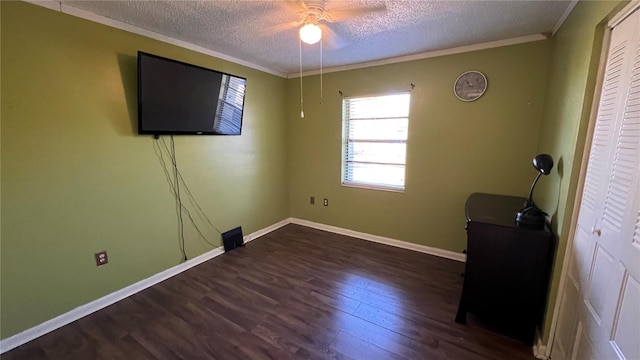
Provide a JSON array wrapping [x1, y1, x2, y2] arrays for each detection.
[[299, 23, 322, 44]]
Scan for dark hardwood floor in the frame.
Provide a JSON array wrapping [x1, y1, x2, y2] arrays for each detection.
[[2, 224, 535, 359]]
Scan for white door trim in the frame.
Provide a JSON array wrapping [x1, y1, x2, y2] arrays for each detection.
[[544, 25, 611, 360], [608, 0, 640, 28], [546, 2, 640, 359]]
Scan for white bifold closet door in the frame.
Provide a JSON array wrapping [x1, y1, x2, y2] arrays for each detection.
[[551, 7, 640, 360]]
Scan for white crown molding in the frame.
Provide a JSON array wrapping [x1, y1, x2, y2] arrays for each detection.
[[0, 220, 290, 354], [23, 1, 549, 81], [21, 0, 288, 78], [552, 0, 578, 36], [287, 34, 548, 78], [290, 218, 466, 262], [22, 0, 60, 11]]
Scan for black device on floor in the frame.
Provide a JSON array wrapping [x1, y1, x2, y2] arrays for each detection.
[[222, 226, 244, 252]]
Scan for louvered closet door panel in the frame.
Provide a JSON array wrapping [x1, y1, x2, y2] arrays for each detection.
[[574, 28, 630, 335], [578, 37, 630, 229], [608, 22, 640, 359], [553, 41, 626, 360], [553, 8, 640, 360], [583, 11, 640, 360]]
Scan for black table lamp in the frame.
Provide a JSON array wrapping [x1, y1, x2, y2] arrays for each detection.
[[516, 154, 554, 228]]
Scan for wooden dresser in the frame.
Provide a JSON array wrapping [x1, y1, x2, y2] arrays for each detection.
[[455, 193, 555, 346]]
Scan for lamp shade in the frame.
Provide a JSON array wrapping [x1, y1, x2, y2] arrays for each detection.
[[516, 153, 554, 228], [533, 154, 554, 175], [300, 23, 322, 45]]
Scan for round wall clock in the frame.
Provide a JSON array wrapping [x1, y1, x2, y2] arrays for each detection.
[[454, 70, 487, 102]]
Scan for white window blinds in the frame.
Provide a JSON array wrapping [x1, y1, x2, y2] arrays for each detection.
[[342, 93, 411, 190], [214, 75, 245, 134]]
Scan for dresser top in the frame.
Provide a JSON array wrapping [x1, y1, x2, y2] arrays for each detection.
[[465, 193, 529, 228]]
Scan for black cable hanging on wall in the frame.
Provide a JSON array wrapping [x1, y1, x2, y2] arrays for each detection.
[[170, 136, 187, 261], [151, 137, 224, 262]]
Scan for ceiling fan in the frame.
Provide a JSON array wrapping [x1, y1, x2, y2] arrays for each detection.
[[271, 0, 386, 48], [272, 1, 385, 118]]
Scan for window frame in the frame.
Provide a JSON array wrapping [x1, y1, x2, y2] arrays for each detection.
[[213, 75, 245, 134], [340, 92, 411, 192]]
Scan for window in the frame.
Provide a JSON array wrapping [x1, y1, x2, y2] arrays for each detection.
[[213, 75, 245, 134], [342, 92, 411, 191]]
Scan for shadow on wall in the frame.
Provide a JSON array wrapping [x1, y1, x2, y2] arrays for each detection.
[[541, 157, 564, 234], [549, 156, 564, 231], [115, 53, 138, 135]]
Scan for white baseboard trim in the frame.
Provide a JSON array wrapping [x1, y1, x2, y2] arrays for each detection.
[[0, 220, 286, 354], [243, 218, 291, 244], [533, 330, 548, 360], [290, 218, 466, 262], [0, 248, 221, 353], [1, 217, 464, 353]]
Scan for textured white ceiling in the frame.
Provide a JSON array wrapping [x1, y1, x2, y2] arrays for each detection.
[[60, 0, 572, 76]]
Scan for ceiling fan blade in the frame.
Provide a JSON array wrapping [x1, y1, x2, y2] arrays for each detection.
[[264, 20, 300, 35], [324, 5, 386, 23], [278, 0, 307, 14], [321, 23, 348, 50]]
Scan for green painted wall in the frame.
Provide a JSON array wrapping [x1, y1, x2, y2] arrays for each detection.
[[287, 41, 551, 253], [534, 0, 625, 343], [0, 1, 289, 339], [2, 0, 628, 346]]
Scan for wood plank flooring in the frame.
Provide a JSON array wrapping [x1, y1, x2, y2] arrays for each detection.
[[2, 224, 535, 359]]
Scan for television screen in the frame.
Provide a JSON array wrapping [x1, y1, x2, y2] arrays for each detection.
[[138, 51, 246, 136]]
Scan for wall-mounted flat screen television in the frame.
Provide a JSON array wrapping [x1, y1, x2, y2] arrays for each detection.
[[138, 51, 246, 136]]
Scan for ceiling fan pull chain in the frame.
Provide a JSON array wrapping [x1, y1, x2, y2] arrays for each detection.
[[299, 36, 304, 118], [320, 38, 323, 105]]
